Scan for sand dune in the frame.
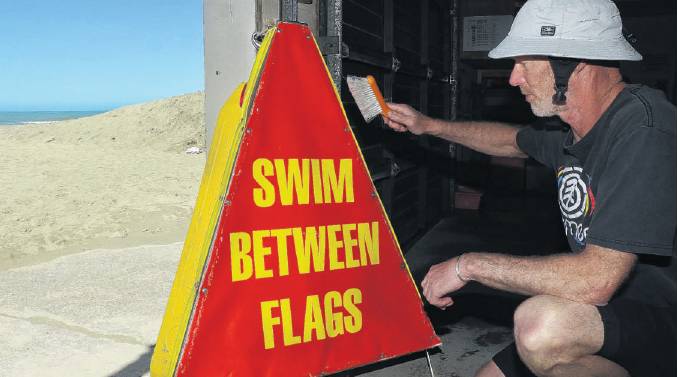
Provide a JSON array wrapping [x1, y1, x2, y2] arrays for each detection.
[[0, 92, 207, 270]]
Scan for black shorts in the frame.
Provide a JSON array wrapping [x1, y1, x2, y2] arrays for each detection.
[[493, 298, 676, 377]]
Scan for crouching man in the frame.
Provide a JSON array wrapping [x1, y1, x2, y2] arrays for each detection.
[[384, 0, 676, 376]]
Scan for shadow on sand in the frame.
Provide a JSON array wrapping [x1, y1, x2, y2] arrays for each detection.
[[108, 345, 153, 377]]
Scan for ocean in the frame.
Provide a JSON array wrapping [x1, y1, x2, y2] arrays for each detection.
[[0, 111, 107, 126]]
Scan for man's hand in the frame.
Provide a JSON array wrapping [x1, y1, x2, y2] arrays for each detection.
[[421, 257, 468, 310], [383, 103, 435, 135]]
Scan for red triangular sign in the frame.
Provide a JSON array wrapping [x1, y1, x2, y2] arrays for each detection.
[[176, 22, 440, 376]]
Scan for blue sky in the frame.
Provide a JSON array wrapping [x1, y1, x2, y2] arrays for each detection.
[[0, 0, 204, 111]]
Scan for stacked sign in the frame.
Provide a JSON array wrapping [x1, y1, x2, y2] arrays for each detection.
[[151, 22, 440, 377]]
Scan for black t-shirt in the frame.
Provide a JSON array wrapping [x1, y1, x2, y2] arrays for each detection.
[[517, 85, 676, 306]]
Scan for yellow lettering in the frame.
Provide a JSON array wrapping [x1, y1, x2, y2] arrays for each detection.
[[311, 159, 323, 204], [303, 295, 327, 342], [280, 298, 301, 346], [230, 232, 253, 281], [324, 291, 344, 337], [234, 222, 377, 281], [343, 288, 363, 333], [262, 289, 362, 350], [321, 159, 354, 204], [292, 226, 326, 274], [270, 228, 291, 277], [253, 158, 275, 207], [342, 223, 359, 268], [327, 224, 344, 270], [260, 300, 280, 350], [275, 159, 310, 206], [357, 221, 380, 265], [252, 230, 273, 279]]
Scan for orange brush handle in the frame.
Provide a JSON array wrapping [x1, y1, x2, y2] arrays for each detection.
[[366, 75, 389, 116]]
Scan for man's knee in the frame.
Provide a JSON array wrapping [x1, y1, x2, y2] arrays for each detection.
[[513, 295, 607, 375], [513, 295, 584, 371]]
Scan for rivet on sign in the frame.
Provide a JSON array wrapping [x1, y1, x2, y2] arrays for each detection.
[[224, 200, 231, 206], [246, 128, 252, 134], [371, 191, 378, 198], [201, 288, 208, 294]]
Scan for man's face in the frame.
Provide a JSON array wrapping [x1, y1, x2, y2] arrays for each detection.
[[509, 56, 564, 117]]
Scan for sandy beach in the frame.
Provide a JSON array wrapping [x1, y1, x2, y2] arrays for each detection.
[[0, 93, 206, 270]]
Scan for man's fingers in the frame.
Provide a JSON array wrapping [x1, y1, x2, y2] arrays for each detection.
[[422, 280, 431, 299], [383, 103, 409, 120], [386, 102, 412, 113], [385, 109, 410, 125], [434, 296, 453, 309], [385, 119, 408, 132], [422, 270, 432, 287], [429, 296, 453, 310], [382, 117, 407, 132]]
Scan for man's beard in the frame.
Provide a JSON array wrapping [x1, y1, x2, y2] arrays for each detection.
[[529, 96, 565, 117]]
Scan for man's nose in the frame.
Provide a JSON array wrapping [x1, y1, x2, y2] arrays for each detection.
[[509, 64, 525, 87]]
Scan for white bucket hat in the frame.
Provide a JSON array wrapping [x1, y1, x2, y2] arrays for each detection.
[[488, 0, 642, 61]]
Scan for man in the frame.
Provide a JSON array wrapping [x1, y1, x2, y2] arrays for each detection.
[[383, 0, 676, 376]]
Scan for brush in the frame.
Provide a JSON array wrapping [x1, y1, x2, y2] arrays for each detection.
[[346, 75, 389, 123]]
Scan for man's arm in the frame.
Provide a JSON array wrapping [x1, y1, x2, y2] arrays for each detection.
[[383, 103, 527, 158], [421, 244, 637, 309]]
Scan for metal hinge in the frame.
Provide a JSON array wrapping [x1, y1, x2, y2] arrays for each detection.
[[390, 161, 401, 177], [391, 57, 401, 72], [251, 31, 267, 50], [440, 74, 455, 84]]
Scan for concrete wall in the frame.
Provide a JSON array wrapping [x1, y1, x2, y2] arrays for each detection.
[[204, 0, 322, 148], [203, 0, 257, 147]]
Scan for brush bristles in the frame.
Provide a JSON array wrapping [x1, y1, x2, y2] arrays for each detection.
[[346, 76, 382, 123]]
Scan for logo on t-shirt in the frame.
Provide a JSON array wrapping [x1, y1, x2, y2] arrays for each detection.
[[557, 166, 595, 246]]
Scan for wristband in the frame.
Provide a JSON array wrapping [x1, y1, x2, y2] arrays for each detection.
[[455, 253, 469, 282]]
